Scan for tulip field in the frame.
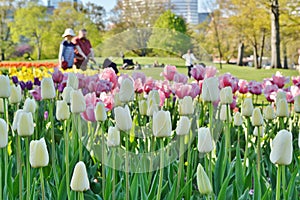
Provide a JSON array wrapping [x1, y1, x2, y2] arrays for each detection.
[[0, 62, 300, 200]]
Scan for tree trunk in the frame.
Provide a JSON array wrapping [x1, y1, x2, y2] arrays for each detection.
[[237, 42, 244, 66], [211, 12, 222, 69], [253, 45, 259, 69], [259, 29, 266, 68], [271, 0, 281, 68], [283, 43, 288, 69], [1, 50, 4, 61]]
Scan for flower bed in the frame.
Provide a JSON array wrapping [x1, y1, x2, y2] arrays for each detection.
[[0, 64, 299, 199]]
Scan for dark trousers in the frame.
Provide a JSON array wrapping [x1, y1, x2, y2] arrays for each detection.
[[187, 65, 193, 77]]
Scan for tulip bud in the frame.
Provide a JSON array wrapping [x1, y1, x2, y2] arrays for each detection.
[[275, 91, 286, 106], [148, 90, 160, 105], [114, 93, 123, 108], [114, 105, 132, 131], [176, 116, 191, 136], [107, 127, 120, 147], [153, 110, 172, 137], [241, 98, 254, 117], [197, 163, 213, 194], [29, 138, 49, 168], [41, 77, 56, 100], [12, 109, 25, 131], [138, 100, 147, 116], [220, 86, 233, 104], [17, 112, 34, 136], [67, 73, 79, 90], [146, 96, 159, 116], [56, 100, 70, 121], [0, 118, 8, 148], [119, 78, 134, 103], [276, 99, 289, 117], [95, 102, 107, 122], [0, 99, 4, 113], [9, 85, 22, 104], [23, 98, 37, 114], [70, 90, 86, 113], [270, 130, 293, 165], [178, 96, 194, 115], [219, 104, 232, 122], [253, 126, 264, 137], [251, 108, 263, 126], [197, 127, 214, 153], [233, 112, 243, 126], [62, 86, 74, 104], [294, 95, 300, 113], [263, 105, 276, 120], [70, 161, 90, 192], [202, 77, 220, 102], [0, 75, 11, 98]]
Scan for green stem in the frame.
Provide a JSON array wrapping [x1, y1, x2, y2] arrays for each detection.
[[226, 104, 231, 162], [0, 149, 2, 200], [40, 168, 45, 200], [208, 151, 213, 188], [125, 132, 129, 200], [64, 120, 71, 199], [209, 102, 213, 136], [17, 136, 23, 200], [276, 165, 282, 200], [78, 114, 82, 161], [244, 117, 250, 168], [156, 139, 164, 200], [282, 165, 286, 200], [101, 122, 106, 198], [176, 136, 184, 197], [26, 137, 30, 200], [186, 136, 192, 199], [256, 126, 261, 178], [112, 148, 116, 200]]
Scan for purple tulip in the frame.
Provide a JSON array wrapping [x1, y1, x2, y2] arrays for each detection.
[[34, 77, 41, 86], [26, 81, 33, 90], [44, 111, 49, 120], [52, 68, 64, 83], [19, 81, 26, 90], [30, 86, 42, 101], [12, 76, 19, 84]]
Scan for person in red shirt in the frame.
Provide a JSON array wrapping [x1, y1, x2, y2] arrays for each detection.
[[72, 29, 96, 70]]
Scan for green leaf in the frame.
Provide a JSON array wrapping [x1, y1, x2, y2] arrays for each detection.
[[253, 166, 261, 200], [130, 174, 139, 200], [148, 172, 159, 200], [217, 167, 233, 200], [235, 144, 245, 197], [261, 188, 272, 200], [214, 136, 227, 195], [238, 189, 249, 200], [58, 173, 67, 200], [287, 169, 297, 200]]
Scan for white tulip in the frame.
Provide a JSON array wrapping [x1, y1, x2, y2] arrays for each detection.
[[62, 86, 74, 104], [276, 99, 289, 117], [275, 91, 286, 106], [153, 110, 172, 137], [251, 108, 263, 126], [0, 99, 4, 113], [56, 100, 70, 121], [219, 104, 232, 122], [197, 163, 213, 194], [253, 126, 264, 137], [12, 109, 25, 131], [9, 85, 22, 104], [241, 98, 254, 117], [70, 161, 90, 192], [270, 130, 293, 165], [107, 127, 120, 147], [119, 78, 134, 103], [17, 112, 34, 137], [23, 98, 37, 114], [0, 118, 8, 148], [0, 75, 11, 98], [114, 105, 132, 131], [176, 116, 191, 136], [29, 138, 49, 168], [220, 86, 233, 104], [197, 127, 214, 153], [138, 100, 147, 116], [178, 96, 194, 115], [41, 77, 56, 100], [233, 112, 243, 126], [95, 102, 107, 122], [146, 96, 159, 117], [148, 90, 160, 106], [263, 105, 276, 120], [202, 77, 220, 102], [114, 93, 123, 108], [70, 90, 86, 113], [67, 73, 79, 90], [294, 95, 300, 113]]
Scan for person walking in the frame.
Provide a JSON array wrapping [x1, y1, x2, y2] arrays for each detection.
[[72, 29, 96, 70], [58, 28, 76, 70], [182, 49, 197, 78]]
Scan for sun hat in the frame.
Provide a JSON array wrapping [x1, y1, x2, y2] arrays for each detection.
[[62, 28, 75, 37]]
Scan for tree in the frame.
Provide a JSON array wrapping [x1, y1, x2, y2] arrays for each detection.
[[270, 0, 281, 68], [78, 2, 105, 31], [148, 10, 191, 56], [9, 3, 50, 60]]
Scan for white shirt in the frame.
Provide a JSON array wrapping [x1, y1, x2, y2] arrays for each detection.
[[182, 53, 197, 66]]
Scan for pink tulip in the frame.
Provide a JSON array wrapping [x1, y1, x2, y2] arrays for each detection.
[[189, 83, 200, 98], [155, 80, 172, 98], [134, 78, 144, 93], [198, 80, 203, 95], [99, 93, 114, 111], [238, 79, 248, 94], [219, 73, 239, 93], [52, 68, 63, 84], [290, 85, 300, 97], [85, 92, 97, 106], [230, 96, 237, 110], [162, 65, 177, 81], [249, 81, 263, 95], [174, 72, 188, 84], [292, 76, 300, 87], [190, 64, 205, 81], [99, 68, 118, 89], [272, 71, 289, 88], [30, 86, 42, 101], [132, 72, 146, 84], [144, 77, 155, 94], [175, 83, 192, 99], [263, 84, 278, 102], [81, 105, 96, 122], [204, 66, 217, 78], [158, 90, 166, 107]]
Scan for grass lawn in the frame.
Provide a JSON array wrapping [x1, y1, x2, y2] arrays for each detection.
[[93, 57, 299, 81]]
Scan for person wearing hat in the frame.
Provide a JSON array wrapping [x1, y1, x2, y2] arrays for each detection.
[[58, 28, 76, 70], [72, 29, 96, 71]]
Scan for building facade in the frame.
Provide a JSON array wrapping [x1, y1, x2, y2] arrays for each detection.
[[170, 0, 198, 25]]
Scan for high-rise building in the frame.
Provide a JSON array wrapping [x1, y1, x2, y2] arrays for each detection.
[[46, 0, 80, 8], [170, 0, 198, 25]]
